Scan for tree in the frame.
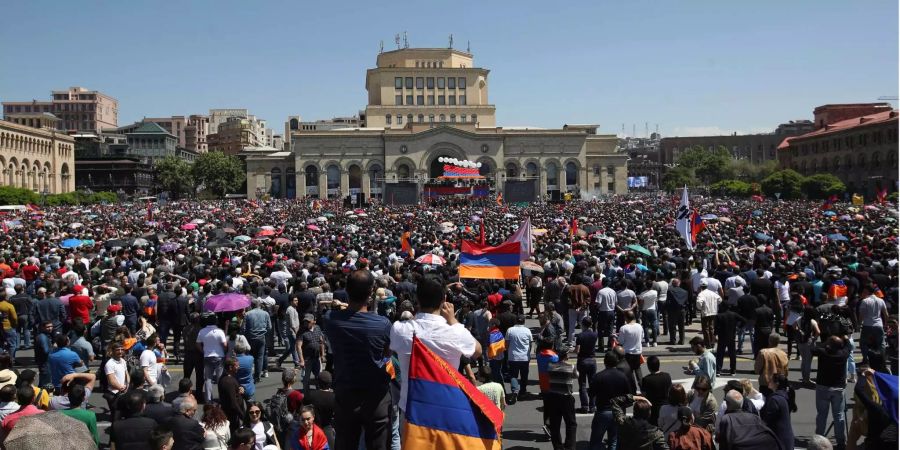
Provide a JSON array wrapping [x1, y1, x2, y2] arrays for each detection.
[[801, 173, 847, 199], [761, 169, 804, 199], [0, 186, 39, 205], [661, 166, 696, 192], [676, 145, 734, 185], [191, 151, 245, 198], [155, 156, 195, 199], [729, 159, 778, 183], [709, 179, 752, 197]]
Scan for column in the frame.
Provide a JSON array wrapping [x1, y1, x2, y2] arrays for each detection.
[[317, 170, 327, 199], [539, 171, 547, 198], [280, 166, 287, 199], [361, 171, 371, 200], [558, 166, 566, 193], [599, 167, 607, 195], [340, 169, 350, 200]]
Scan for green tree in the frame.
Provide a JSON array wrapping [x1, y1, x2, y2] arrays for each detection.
[[192, 151, 245, 198], [0, 186, 40, 205], [661, 166, 696, 192], [761, 169, 804, 199], [801, 173, 847, 199], [155, 156, 195, 199], [729, 159, 778, 183], [676, 145, 734, 185], [709, 179, 752, 197]]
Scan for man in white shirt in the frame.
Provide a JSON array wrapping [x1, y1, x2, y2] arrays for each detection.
[[140, 334, 161, 386], [390, 276, 482, 413], [103, 343, 129, 421], [696, 280, 722, 346], [858, 283, 889, 364], [595, 285, 618, 352], [196, 314, 227, 403], [618, 310, 644, 385]]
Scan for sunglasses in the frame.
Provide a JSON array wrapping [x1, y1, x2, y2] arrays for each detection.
[[249, 410, 261, 415]]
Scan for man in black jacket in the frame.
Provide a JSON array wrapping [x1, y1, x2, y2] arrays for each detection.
[[753, 299, 776, 358], [143, 384, 175, 425], [218, 357, 246, 433], [736, 293, 759, 354], [110, 390, 157, 450], [167, 397, 205, 450], [666, 279, 689, 345], [610, 394, 668, 450], [715, 304, 745, 376], [588, 352, 632, 450]]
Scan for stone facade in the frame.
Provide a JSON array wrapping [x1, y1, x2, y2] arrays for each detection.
[[2, 87, 118, 134], [0, 119, 75, 193]]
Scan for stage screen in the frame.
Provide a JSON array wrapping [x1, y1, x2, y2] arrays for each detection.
[[383, 183, 419, 205], [504, 180, 538, 203], [628, 176, 648, 188]]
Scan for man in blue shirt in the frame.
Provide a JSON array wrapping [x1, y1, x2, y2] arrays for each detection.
[[323, 269, 391, 450], [505, 314, 533, 403], [242, 298, 272, 382], [35, 320, 55, 387], [48, 333, 84, 392], [119, 286, 140, 334]]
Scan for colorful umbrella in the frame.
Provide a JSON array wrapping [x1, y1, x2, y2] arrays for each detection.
[[256, 229, 276, 237], [60, 238, 82, 249], [234, 235, 252, 243], [273, 237, 292, 245], [5, 411, 96, 450], [521, 261, 544, 273], [307, 224, 320, 231], [204, 293, 251, 313], [415, 254, 446, 265], [823, 210, 837, 217], [827, 233, 849, 241], [160, 242, 181, 253], [260, 225, 276, 231], [180, 223, 197, 230], [626, 244, 652, 257]]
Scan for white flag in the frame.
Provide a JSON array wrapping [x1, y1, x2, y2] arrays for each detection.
[[503, 218, 533, 262], [674, 186, 693, 250]]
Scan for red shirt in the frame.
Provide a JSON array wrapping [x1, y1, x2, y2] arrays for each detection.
[[21, 264, 39, 282], [1, 405, 44, 434], [487, 293, 503, 313], [68, 295, 93, 324]]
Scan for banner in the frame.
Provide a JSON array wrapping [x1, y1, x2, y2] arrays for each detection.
[[674, 186, 694, 250]]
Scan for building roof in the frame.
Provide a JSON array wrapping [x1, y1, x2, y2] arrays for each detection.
[[132, 122, 170, 134], [777, 109, 898, 150]]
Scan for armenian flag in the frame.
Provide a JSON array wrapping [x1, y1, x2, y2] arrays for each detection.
[[459, 240, 521, 280], [821, 194, 839, 210], [404, 336, 503, 450], [487, 328, 506, 360], [401, 231, 412, 255], [690, 211, 706, 244], [877, 187, 889, 205], [829, 279, 848, 300]]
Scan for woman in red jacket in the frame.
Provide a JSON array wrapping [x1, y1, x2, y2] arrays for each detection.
[[296, 405, 329, 450]]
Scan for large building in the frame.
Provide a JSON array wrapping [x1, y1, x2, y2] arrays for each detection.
[[142, 114, 210, 153], [0, 119, 75, 193], [244, 47, 627, 201], [659, 120, 815, 166], [2, 87, 118, 134], [777, 103, 898, 199]]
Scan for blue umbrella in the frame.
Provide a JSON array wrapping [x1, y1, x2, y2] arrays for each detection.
[[827, 233, 849, 242], [752, 210, 763, 217], [60, 238, 83, 249], [701, 214, 718, 221], [753, 232, 772, 241], [823, 210, 837, 217]]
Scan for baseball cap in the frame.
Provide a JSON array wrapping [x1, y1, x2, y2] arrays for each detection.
[[107, 304, 122, 313], [287, 390, 305, 412], [303, 314, 315, 323]]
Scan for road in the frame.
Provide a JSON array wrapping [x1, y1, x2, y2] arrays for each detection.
[[18, 317, 851, 449]]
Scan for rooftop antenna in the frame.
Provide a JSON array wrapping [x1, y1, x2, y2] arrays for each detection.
[[379, 40, 384, 54], [403, 31, 408, 49], [655, 124, 659, 135], [394, 34, 401, 50], [449, 34, 453, 49], [632, 124, 636, 138], [645, 122, 648, 138], [467, 40, 470, 53]]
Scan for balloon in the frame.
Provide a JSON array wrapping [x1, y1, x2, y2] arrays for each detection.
[[477, 162, 482, 168]]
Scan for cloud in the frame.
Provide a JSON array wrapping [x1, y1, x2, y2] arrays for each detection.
[[670, 126, 773, 137]]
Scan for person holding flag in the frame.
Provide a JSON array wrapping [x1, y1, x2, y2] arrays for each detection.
[[675, 187, 695, 250], [486, 319, 507, 387]]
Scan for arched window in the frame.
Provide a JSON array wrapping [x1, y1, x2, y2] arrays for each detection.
[[460, 115, 467, 123], [506, 163, 518, 178], [565, 162, 578, 187], [472, 114, 477, 124], [833, 157, 840, 171], [270, 167, 282, 198], [348, 165, 362, 190], [450, 114, 456, 123], [428, 114, 434, 123], [858, 154, 867, 169], [407, 114, 413, 124], [844, 155, 852, 170], [417, 115, 424, 123], [385, 115, 392, 125], [326, 165, 341, 192], [439, 114, 445, 122], [305, 165, 318, 187], [872, 152, 881, 166], [285, 168, 296, 199], [479, 162, 492, 177], [369, 164, 382, 194], [397, 164, 411, 180], [526, 162, 538, 178], [546, 162, 558, 188]]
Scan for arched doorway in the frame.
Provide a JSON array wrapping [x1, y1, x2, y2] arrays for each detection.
[[565, 162, 578, 191], [429, 157, 449, 180], [368, 164, 383, 199], [326, 165, 341, 198], [546, 162, 558, 190], [505, 163, 518, 179], [305, 165, 318, 197], [270, 167, 282, 198], [397, 164, 411, 180], [348, 165, 362, 191], [526, 162, 538, 179], [285, 168, 296, 199]]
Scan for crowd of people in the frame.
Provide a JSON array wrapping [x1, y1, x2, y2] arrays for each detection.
[[0, 193, 894, 450]]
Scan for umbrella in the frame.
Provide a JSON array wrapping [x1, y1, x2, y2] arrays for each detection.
[[307, 224, 320, 231], [840, 215, 852, 221], [273, 237, 292, 245], [260, 225, 276, 231], [344, 211, 354, 216], [234, 235, 252, 243], [854, 214, 865, 220], [208, 239, 237, 249], [316, 216, 328, 223], [827, 233, 849, 242], [751, 210, 763, 217], [5, 411, 95, 450], [532, 228, 548, 236], [131, 238, 149, 247], [504, 213, 516, 219], [348, 214, 358, 219], [701, 214, 718, 221], [865, 205, 880, 211], [204, 293, 251, 313], [626, 244, 652, 257], [521, 261, 544, 273], [823, 210, 837, 217], [344, 224, 359, 233], [190, 218, 206, 224], [358, 212, 368, 217], [753, 232, 773, 241], [415, 254, 446, 265], [354, 209, 365, 214], [68, 222, 83, 229], [60, 238, 82, 249], [719, 217, 732, 223], [222, 227, 237, 234], [404, 212, 415, 217], [160, 242, 181, 253], [323, 212, 335, 218], [180, 223, 197, 230], [256, 229, 276, 237], [104, 239, 128, 249]]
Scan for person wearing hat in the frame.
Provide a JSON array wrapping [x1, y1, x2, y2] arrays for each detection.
[[667, 406, 714, 450], [297, 314, 325, 393]]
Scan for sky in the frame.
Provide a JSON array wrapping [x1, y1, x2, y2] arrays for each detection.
[[1, 1, 897, 137]]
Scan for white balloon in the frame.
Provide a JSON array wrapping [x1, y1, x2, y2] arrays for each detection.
[[438, 157, 445, 163], [477, 162, 482, 168]]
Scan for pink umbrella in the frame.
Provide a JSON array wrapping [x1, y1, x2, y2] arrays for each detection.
[[307, 224, 320, 231], [180, 223, 197, 230], [256, 229, 276, 237], [415, 254, 446, 265], [204, 293, 251, 313], [273, 237, 292, 245]]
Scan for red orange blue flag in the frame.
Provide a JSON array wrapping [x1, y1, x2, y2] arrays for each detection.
[[459, 240, 520, 280], [404, 335, 503, 449], [487, 328, 506, 360]]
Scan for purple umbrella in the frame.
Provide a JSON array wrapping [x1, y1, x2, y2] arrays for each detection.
[[160, 242, 181, 253], [204, 293, 251, 313]]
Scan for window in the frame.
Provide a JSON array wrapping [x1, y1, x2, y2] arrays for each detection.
[[397, 115, 403, 125], [406, 95, 413, 105], [418, 114, 424, 123], [439, 114, 445, 122], [448, 77, 456, 89], [407, 114, 413, 124], [415, 61, 420, 68], [405, 77, 413, 89], [427, 95, 434, 105], [449, 95, 456, 105], [438, 95, 445, 105], [395, 77, 403, 89], [437, 77, 445, 89], [458, 77, 466, 89], [450, 114, 456, 123], [395, 95, 403, 105], [429, 114, 435, 123], [460, 115, 466, 123], [471, 114, 477, 124], [460, 95, 467, 105], [416, 77, 424, 89], [427, 77, 434, 89], [416, 95, 424, 106], [385, 115, 392, 125]]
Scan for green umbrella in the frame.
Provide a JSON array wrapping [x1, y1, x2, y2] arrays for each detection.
[[323, 212, 335, 218], [626, 244, 652, 257], [234, 235, 252, 243]]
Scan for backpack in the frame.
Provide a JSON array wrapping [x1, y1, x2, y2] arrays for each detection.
[[723, 412, 784, 450], [263, 389, 293, 435]]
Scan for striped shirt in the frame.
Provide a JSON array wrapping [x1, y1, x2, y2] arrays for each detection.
[[548, 361, 576, 395]]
